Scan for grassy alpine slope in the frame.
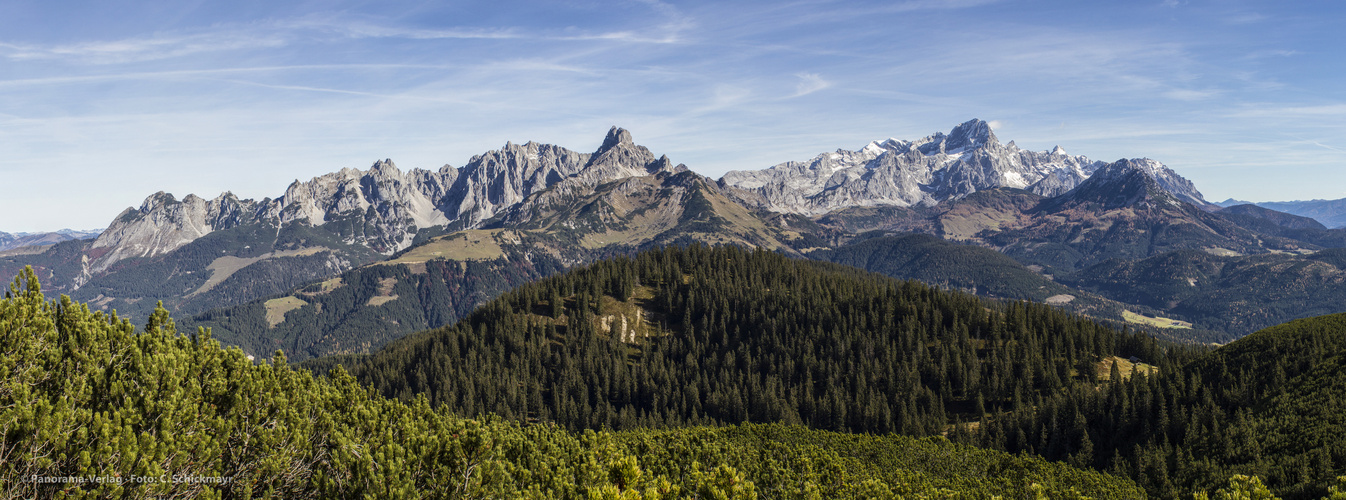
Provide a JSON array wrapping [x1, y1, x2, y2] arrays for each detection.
[[0, 267, 1142, 498]]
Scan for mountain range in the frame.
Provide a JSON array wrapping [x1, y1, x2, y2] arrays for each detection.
[[1217, 197, 1346, 229], [719, 119, 1211, 217], [6, 119, 1346, 498], [5, 119, 1345, 354], [0, 228, 101, 253]]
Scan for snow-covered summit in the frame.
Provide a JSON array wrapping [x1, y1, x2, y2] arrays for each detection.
[[719, 119, 1105, 215], [1059, 158, 1212, 209]]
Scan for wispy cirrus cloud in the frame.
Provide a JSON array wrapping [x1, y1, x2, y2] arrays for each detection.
[[1227, 104, 1346, 118], [0, 1, 694, 67], [0, 29, 288, 63], [0, 64, 457, 88], [791, 73, 831, 97], [3, 0, 1346, 230], [1164, 88, 1221, 101], [886, 0, 1002, 12]]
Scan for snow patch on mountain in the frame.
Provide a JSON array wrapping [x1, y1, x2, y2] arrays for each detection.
[[720, 119, 1106, 215]]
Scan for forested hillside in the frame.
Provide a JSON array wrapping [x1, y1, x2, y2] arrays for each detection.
[[986, 312, 1346, 499], [322, 245, 1169, 435], [309, 244, 1346, 499], [809, 233, 1077, 301], [0, 267, 1145, 498]]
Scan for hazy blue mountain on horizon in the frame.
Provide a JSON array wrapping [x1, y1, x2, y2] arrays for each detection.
[[1217, 197, 1346, 228], [0, 228, 102, 253]]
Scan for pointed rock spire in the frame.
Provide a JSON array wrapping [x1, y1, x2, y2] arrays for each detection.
[[945, 119, 998, 151], [600, 126, 634, 152]]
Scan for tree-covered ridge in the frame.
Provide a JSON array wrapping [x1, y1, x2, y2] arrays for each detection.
[[310, 244, 1346, 499], [323, 244, 1170, 437], [0, 267, 1143, 498], [984, 311, 1346, 499], [810, 233, 1079, 301], [806, 233, 1215, 341]]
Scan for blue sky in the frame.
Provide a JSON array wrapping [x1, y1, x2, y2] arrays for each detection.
[[2, 0, 1344, 232]]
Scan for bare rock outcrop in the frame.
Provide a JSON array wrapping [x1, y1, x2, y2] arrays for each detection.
[[719, 119, 1105, 215], [89, 127, 671, 273]]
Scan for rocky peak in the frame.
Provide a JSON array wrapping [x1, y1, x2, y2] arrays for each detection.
[[720, 119, 1104, 215], [371, 158, 399, 174], [599, 126, 634, 151], [1056, 158, 1212, 210], [139, 191, 177, 212], [943, 119, 998, 152], [590, 126, 650, 163], [573, 126, 674, 184], [1106, 158, 1210, 208], [82, 126, 687, 275], [89, 190, 264, 275]]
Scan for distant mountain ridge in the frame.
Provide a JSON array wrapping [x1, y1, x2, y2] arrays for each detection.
[[74, 120, 1215, 283], [0, 228, 101, 253], [720, 119, 1110, 215], [0, 126, 712, 322], [90, 127, 678, 276], [1215, 197, 1346, 229]]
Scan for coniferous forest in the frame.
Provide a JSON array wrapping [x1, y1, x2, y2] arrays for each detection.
[[323, 245, 1165, 435], [0, 266, 1143, 498], [313, 244, 1346, 499], [4, 244, 1346, 498]]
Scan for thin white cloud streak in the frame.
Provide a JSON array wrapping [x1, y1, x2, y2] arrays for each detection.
[[289, 19, 527, 41], [1242, 49, 1297, 60], [879, 32, 1191, 90], [0, 65, 457, 88], [886, 0, 1002, 12], [0, 1, 695, 67], [295, 14, 691, 44], [0, 30, 288, 64], [1164, 88, 1220, 101], [791, 73, 831, 97], [1310, 141, 1345, 153], [1226, 104, 1346, 118]]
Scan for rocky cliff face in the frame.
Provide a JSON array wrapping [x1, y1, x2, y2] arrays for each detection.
[[720, 119, 1105, 216], [442, 141, 586, 227], [80, 122, 1220, 289], [90, 192, 264, 273], [88, 127, 665, 274]]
